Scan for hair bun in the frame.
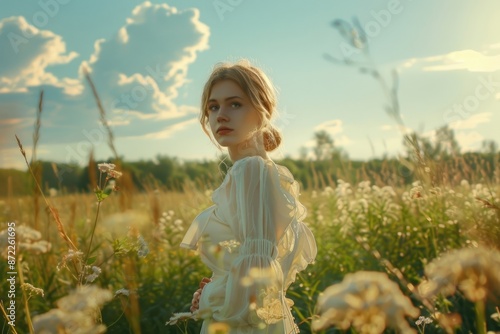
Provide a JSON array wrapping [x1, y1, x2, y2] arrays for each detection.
[[263, 126, 282, 152]]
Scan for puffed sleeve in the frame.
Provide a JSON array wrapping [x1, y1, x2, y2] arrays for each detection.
[[210, 156, 294, 327]]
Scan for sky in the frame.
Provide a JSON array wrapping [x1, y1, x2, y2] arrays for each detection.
[[1, 0, 500, 169]]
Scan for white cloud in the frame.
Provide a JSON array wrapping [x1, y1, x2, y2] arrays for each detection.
[[487, 43, 500, 50], [400, 47, 500, 73], [304, 119, 352, 149], [314, 119, 343, 136], [0, 3, 211, 160], [380, 124, 413, 134], [80, 2, 210, 121], [0, 16, 81, 95], [455, 131, 484, 152], [449, 112, 492, 130]]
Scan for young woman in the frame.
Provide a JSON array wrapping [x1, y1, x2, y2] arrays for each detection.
[[180, 60, 317, 333]]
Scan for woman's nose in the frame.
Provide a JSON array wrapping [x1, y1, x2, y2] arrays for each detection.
[[217, 107, 229, 122]]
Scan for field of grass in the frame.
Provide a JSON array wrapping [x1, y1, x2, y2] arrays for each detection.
[[1, 37, 499, 333], [1, 158, 499, 333]]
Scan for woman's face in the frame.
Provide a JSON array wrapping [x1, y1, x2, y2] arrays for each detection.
[[207, 80, 261, 154]]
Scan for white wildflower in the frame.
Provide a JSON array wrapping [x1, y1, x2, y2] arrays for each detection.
[[313, 271, 419, 334], [97, 163, 115, 172], [173, 219, 184, 232], [33, 285, 112, 334], [57, 285, 112, 313], [419, 246, 500, 302], [115, 288, 130, 297], [17, 225, 42, 241], [57, 249, 83, 271], [19, 239, 51, 254], [85, 266, 102, 283], [321, 186, 335, 197], [137, 235, 149, 258], [166, 311, 199, 325], [219, 239, 241, 253], [415, 315, 433, 326], [107, 169, 123, 179], [22, 283, 45, 297], [0, 225, 51, 258]]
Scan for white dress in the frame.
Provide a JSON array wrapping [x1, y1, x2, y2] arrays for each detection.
[[181, 156, 317, 333]]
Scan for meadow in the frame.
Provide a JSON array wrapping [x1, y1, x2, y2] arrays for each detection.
[[1, 150, 499, 333], [1, 22, 500, 333]]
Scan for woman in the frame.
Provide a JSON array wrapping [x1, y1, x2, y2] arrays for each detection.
[[180, 60, 317, 333]]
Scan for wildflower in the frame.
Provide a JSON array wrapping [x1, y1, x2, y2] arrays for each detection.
[[49, 188, 58, 197], [410, 183, 423, 199], [107, 169, 123, 179], [57, 249, 83, 271], [166, 311, 199, 325], [321, 186, 335, 197], [19, 239, 51, 254], [57, 285, 112, 313], [415, 315, 433, 326], [115, 288, 130, 297], [137, 235, 149, 258], [33, 285, 112, 334], [419, 246, 500, 302], [97, 163, 115, 172], [22, 283, 45, 297], [85, 266, 102, 283], [313, 271, 419, 334], [17, 224, 42, 240], [0, 225, 51, 258], [170, 218, 184, 232], [218, 239, 240, 253]]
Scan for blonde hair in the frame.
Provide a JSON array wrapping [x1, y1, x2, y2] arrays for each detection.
[[200, 60, 282, 152]]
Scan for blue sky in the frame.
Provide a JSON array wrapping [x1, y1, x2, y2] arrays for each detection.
[[1, 0, 499, 169]]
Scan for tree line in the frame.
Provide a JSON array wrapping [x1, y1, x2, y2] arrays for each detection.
[[1, 128, 498, 197]]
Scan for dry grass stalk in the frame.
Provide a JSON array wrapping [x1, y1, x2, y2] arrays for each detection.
[[31, 90, 44, 229], [0, 301, 18, 334], [122, 255, 142, 334], [88, 150, 98, 191], [84, 70, 118, 160], [15, 135, 77, 251]]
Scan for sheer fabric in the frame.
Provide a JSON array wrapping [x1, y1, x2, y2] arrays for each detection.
[[181, 156, 317, 333]]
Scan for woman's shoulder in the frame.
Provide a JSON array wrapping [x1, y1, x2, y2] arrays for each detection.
[[231, 155, 271, 169], [226, 155, 295, 185]]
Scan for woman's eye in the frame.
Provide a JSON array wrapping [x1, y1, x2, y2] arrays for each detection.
[[208, 105, 219, 112], [231, 102, 241, 108]]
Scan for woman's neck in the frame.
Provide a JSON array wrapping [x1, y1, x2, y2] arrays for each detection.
[[228, 134, 268, 162]]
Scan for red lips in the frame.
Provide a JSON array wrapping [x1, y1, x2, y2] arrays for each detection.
[[217, 126, 233, 135]]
